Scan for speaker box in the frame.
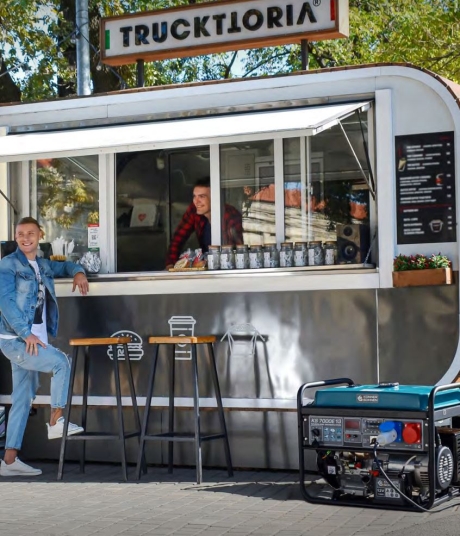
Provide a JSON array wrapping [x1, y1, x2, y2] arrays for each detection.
[[0, 240, 16, 259], [336, 224, 370, 264]]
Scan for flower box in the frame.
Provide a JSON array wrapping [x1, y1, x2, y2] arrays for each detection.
[[392, 267, 453, 288]]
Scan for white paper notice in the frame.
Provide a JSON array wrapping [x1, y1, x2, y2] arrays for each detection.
[[88, 224, 100, 249]]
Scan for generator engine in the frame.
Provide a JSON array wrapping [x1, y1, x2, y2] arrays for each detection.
[[316, 446, 454, 502], [298, 379, 460, 511]]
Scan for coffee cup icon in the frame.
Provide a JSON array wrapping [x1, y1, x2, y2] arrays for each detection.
[[168, 316, 196, 360], [429, 219, 443, 233]]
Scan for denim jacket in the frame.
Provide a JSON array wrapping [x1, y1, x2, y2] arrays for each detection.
[[0, 248, 85, 340]]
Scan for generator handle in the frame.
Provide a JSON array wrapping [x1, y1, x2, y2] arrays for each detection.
[[428, 382, 460, 415], [297, 378, 355, 408]]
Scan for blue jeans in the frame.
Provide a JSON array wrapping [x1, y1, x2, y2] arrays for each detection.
[[0, 338, 71, 450]]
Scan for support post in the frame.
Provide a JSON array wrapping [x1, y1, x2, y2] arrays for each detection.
[[76, 0, 91, 96], [136, 59, 145, 88], [301, 40, 309, 70]]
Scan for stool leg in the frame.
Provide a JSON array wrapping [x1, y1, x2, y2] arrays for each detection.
[[57, 346, 78, 480], [168, 344, 176, 474], [113, 350, 127, 482], [136, 343, 159, 480], [208, 343, 233, 477], [80, 346, 89, 474], [124, 343, 147, 474], [191, 344, 202, 485]]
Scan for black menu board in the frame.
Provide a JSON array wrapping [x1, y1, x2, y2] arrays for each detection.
[[396, 131, 456, 244]]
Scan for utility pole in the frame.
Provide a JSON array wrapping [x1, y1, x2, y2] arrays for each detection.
[[76, 0, 91, 95]]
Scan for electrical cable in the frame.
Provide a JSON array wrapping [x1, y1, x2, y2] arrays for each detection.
[[75, 23, 129, 89], [372, 441, 460, 513]]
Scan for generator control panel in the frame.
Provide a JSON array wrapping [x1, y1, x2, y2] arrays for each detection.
[[306, 416, 425, 451]]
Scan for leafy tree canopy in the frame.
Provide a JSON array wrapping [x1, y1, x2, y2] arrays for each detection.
[[0, 0, 458, 103]]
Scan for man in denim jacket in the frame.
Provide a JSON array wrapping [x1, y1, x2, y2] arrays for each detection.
[[0, 217, 89, 476]]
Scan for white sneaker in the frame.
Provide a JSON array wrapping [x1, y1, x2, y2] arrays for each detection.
[[47, 416, 84, 440], [0, 458, 42, 477]]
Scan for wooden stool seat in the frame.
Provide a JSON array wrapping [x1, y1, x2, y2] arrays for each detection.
[[69, 337, 131, 346], [148, 336, 216, 345], [136, 335, 233, 484], [58, 337, 145, 481]]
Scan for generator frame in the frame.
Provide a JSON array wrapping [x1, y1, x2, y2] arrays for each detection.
[[297, 378, 460, 511]]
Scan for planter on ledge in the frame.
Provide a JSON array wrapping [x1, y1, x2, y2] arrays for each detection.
[[392, 267, 453, 288]]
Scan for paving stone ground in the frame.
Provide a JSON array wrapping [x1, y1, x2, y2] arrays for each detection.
[[0, 463, 459, 536]]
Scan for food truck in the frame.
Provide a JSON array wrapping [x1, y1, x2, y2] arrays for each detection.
[[0, 62, 458, 469]]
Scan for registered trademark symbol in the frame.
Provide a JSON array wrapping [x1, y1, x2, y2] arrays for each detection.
[[313, 0, 321, 6]]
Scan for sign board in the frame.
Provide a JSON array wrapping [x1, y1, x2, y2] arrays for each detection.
[[395, 131, 456, 245], [101, 0, 349, 66]]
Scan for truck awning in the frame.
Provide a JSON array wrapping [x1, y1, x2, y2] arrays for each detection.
[[0, 101, 370, 162]]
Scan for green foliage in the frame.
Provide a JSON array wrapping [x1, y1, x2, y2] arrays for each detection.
[[393, 253, 452, 271], [0, 0, 459, 102]]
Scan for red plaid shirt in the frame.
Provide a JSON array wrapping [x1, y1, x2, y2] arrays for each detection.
[[166, 203, 243, 266]]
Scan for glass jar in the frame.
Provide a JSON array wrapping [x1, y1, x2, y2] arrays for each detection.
[[207, 245, 221, 270], [307, 241, 324, 266], [235, 245, 249, 269], [294, 242, 308, 267], [280, 242, 294, 268], [220, 246, 235, 270], [249, 245, 264, 269], [263, 243, 279, 268], [324, 241, 337, 266]]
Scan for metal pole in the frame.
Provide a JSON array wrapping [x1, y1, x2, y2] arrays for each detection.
[[136, 59, 145, 88], [76, 0, 91, 95], [301, 39, 309, 70]]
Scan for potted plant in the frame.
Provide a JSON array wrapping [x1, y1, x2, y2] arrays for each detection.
[[393, 253, 453, 287]]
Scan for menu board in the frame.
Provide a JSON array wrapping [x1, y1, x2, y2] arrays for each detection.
[[396, 131, 456, 244]]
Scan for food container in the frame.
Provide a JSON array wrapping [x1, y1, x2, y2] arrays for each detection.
[[307, 241, 324, 266], [263, 243, 279, 268], [280, 242, 294, 268], [207, 245, 221, 270], [294, 242, 308, 267], [324, 241, 337, 265], [249, 245, 264, 269], [220, 246, 235, 270], [235, 245, 249, 269]]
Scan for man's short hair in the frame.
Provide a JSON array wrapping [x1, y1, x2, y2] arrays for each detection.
[[16, 216, 42, 231], [194, 178, 210, 189]]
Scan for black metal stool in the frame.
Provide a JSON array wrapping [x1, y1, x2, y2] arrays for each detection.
[[135, 336, 233, 484], [58, 336, 145, 481]]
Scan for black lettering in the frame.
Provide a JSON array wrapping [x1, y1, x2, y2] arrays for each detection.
[[227, 12, 241, 33], [267, 7, 283, 28], [286, 4, 294, 26], [213, 14, 226, 35], [297, 2, 317, 25], [171, 19, 190, 40], [243, 9, 264, 31], [194, 15, 210, 37], [120, 26, 133, 47], [152, 22, 167, 43], [134, 24, 149, 45]]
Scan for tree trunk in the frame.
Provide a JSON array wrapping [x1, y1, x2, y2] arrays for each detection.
[[0, 57, 21, 103]]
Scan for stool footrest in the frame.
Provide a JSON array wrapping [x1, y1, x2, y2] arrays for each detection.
[[65, 431, 140, 441], [143, 432, 226, 443]]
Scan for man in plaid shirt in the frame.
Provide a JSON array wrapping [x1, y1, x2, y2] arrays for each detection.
[[166, 179, 243, 267]]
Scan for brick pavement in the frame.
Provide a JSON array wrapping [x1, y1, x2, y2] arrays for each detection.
[[0, 463, 459, 536]]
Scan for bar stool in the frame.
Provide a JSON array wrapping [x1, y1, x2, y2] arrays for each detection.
[[58, 337, 145, 481], [136, 336, 233, 484]]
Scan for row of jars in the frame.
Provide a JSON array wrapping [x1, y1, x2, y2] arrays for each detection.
[[207, 241, 337, 270]]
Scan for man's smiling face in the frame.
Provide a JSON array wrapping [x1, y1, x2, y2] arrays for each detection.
[[193, 186, 211, 219], [15, 223, 40, 258]]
